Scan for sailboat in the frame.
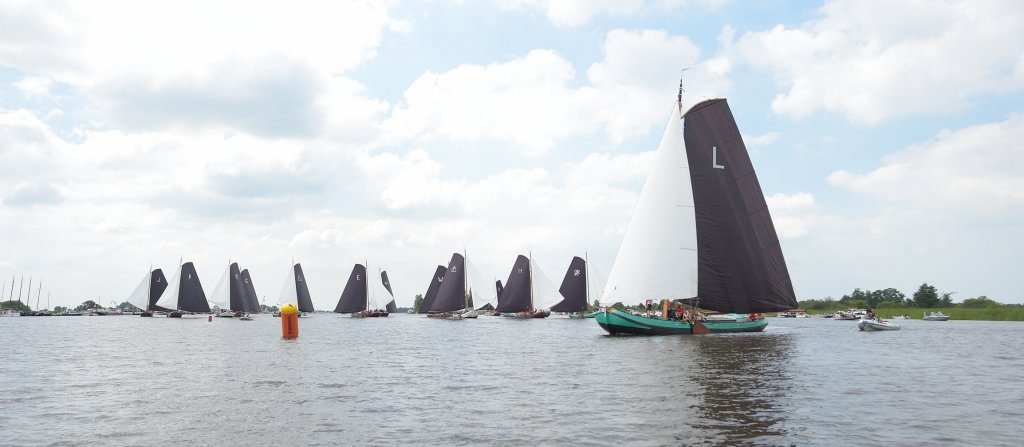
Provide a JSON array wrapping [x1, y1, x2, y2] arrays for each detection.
[[426, 252, 491, 319], [209, 262, 248, 317], [550, 256, 591, 318], [494, 254, 557, 319], [416, 265, 446, 314], [596, 85, 798, 335], [155, 261, 212, 318], [279, 263, 315, 316], [126, 267, 168, 317], [333, 263, 390, 317]]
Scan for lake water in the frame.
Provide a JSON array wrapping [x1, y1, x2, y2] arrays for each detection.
[[1, 315, 1021, 446]]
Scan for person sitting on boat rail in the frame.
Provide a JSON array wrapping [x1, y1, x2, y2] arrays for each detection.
[[866, 309, 883, 323]]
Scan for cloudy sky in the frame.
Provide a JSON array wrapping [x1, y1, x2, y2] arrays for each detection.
[[1, 0, 1022, 309]]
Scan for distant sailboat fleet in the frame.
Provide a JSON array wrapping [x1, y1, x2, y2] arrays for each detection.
[[9, 79, 802, 336]]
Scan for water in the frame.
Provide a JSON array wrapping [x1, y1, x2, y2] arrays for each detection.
[[1, 315, 1021, 446]]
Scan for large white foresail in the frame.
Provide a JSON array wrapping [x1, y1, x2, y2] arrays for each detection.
[[466, 258, 496, 309], [530, 258, 565, 310], [208, 263, 232, 310], [367, 267, 392, 310], [601, 105, 698, 306], [155, 264, 183, 310], [126, 271, 151, 311], [278, 265, 297, 305]]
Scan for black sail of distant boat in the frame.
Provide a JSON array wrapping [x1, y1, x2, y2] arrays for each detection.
[[495, 255, 532, 313], [178, 262, 211, 312], [149, 268, 169, 311], [334, 264, 368, 313], [495, 280, 503, 299], [381, 271, 397, 313], [683, 99, 797, 313], [429, 253, 465, 313], [293, 264, 315, 313], [551, 256, 588, 313], [228, 263, 247, 312], [418, 265, 446, 314], [240, 269, 261, 312]]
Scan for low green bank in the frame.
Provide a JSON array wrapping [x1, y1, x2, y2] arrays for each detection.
[[872, 307, 1024, 321]]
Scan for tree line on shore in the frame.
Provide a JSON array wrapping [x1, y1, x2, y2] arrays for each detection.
[[799, 283, 1018, 311]]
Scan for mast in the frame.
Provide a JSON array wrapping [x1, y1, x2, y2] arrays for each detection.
[[463, 247, 469, 310], [147, 265, 152, 311], [18, 276, 24, 304], [27, 277, 32, 307], [365, 260, 369, 311], [528, 250, 535, 311], [35, 280, 42, 310], [585, 251, 591, 312]]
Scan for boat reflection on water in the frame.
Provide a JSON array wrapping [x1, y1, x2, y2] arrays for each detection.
[[677, 333, 796, 445]]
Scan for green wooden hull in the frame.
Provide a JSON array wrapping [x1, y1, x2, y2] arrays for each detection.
[[595, 309, 767, 335]]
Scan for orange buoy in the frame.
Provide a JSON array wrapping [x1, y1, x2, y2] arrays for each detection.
[[208, 315, 212, 322], [280, 302, 298, 339]]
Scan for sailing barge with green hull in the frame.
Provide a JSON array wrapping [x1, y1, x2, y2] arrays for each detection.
[[597, 85, 798, 336]]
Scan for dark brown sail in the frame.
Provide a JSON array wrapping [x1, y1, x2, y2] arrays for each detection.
[[551, 256, 588, 313], [429, 253, 465, 313], [294, 264, 315, 313], [228, 263, 247, 312], [682, 99, 798, 313], [240, 269, 261, 312], [495, 255, 531, 313], [178, 262, 211, 313], [149, 268, 169, 312], [381, 271, 397, 313], [418, 265, 446, 314], [334, 264, 367, 313]]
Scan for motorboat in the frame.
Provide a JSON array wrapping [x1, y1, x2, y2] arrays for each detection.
[[923, 311, 950, 321], [857, 318, 901, 331]]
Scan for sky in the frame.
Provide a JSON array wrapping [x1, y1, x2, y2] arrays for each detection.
[[1, 0, 1022, 309]]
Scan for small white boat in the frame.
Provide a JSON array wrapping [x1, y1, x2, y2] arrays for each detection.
[[460, 309, 478, 319], [857, 318, 901, 331], [923, 311, 950, 321]]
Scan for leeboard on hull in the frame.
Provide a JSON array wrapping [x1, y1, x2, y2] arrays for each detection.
[[595, 309, 767, 336]]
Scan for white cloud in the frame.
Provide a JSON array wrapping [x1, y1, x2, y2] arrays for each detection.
[[766, 192, 816, 239], [497, 0, 730, 27], [498, 0, 645, 27], [388, 28, 731, 155], [14, 76, 54, 98], [744, 131, 779, 148], [0, 0, 400, 137], [828, 114, 1024, 210], [731, 0, 1024, 123]]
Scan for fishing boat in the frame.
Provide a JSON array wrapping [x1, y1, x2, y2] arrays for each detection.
[[417, 265, 446, 314], [426, 252, 494, 319], [923, 311, 950, 321], [858, 318, 901, 331], [279, 262, 315, 316], [125, 267, 169, 317], [333, 263, 391, 317], [596, 83, 798, 335], [155, 261, 212, 318], [209, 262, 248, 318]]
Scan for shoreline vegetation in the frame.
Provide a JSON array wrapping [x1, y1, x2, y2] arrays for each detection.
[[793, 282, 1023, 321], [789, 308, 1024, 322]]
